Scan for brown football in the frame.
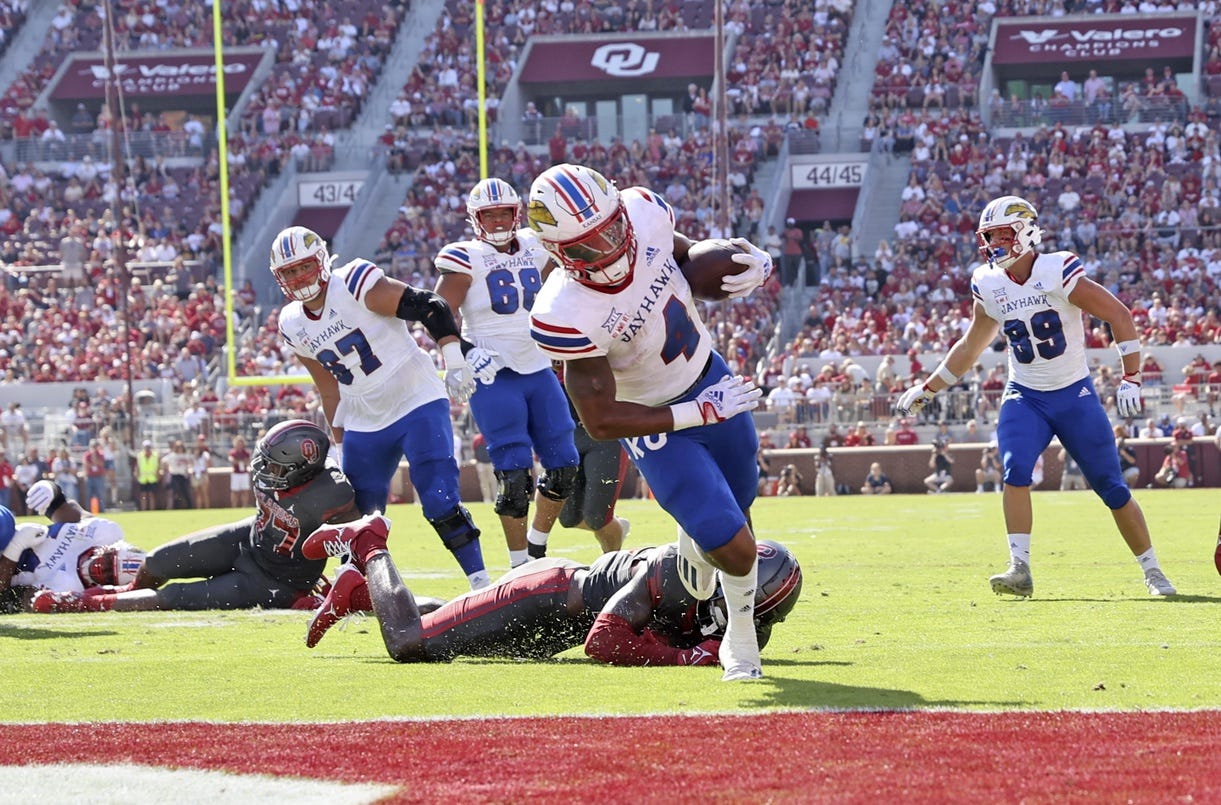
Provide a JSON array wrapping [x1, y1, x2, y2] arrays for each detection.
[[680, 238, 748, 302]]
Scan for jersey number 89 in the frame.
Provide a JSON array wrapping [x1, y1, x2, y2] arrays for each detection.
[[1004, 310, 1066, 364]]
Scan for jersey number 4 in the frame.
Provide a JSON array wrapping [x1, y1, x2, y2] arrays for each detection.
[[316, 329, 382, 385], [1004, 310, 1066, 364], [486, 267, 543, 314]]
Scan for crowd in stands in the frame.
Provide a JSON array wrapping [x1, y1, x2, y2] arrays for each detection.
[[0, 1, 26, 61], [1, 0, 401, 140]]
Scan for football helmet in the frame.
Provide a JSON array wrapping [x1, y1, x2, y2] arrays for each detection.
[[78, 544, 146, 587], [467, 178, 521, 246], [526, 163, 635, 287], [698, 540, 803, 649], [270, 226, 333, 302], [251, 420, 330, 491], [976, 195, 1042, 270]]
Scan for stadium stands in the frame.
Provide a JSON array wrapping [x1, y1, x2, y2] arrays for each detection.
[[0, 0, 1217, 503]]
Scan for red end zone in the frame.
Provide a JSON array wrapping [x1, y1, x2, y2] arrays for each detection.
[[2, 711, 1218, 801]]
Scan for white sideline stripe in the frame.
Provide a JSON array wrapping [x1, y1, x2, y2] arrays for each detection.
[[0, 764, 397, 804]]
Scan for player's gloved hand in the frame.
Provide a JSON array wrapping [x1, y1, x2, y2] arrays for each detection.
[[896, 382, 937, 416], [671, 375, 763, 430], [682, 638, 722, 666], [440, 341, 476, 403], [327, 441, 343, 470], [2, 523, 48, 562], [722, 237, 774, 299], [1116, 372, 1142, 418], [466, 346, 505, 385]]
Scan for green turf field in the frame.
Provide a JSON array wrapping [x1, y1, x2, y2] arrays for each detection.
[[3, 490, 1217, 723]]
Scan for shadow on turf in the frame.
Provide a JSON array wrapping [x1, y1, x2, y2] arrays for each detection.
[[1007, 594, 1221, 604], [0, 623, 119, 640], [746, 658, 1009, 708]]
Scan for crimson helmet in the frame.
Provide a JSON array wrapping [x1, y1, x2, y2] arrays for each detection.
[[251, 420, 330, 491], [698, 540, 803, 648]]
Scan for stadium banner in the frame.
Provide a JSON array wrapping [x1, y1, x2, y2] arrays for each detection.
[[992, 15, 1196, 64], [50, 50, 265, 100], [520, 35, 715, 83]]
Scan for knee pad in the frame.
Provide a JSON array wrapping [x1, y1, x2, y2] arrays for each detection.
[[537, 464, 579, 502], [494, 468, 533, 518], [429, 505, 481, 551], [1099, 482, 1132, 510]]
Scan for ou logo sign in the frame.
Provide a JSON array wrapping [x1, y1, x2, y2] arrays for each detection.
[[590, 43, 660, 77]]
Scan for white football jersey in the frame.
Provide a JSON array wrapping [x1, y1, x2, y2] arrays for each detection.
[[434, 230, 552, 374], [971, 250, 1089, 391], [279, 259, 445, 432], [529, 188, 712, 406], [13, 517, 124, 593]]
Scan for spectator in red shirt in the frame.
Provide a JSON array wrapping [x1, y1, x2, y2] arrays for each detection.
[[227, 435, 252, 509], [891, 418, 919, 445], [843, 421, 876, 447], [0, 449, 13, 510], [83, 439, 107, 513], [788, 426, 813, 449]]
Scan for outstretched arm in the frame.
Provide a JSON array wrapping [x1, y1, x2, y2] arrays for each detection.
[[897, 301, 998, 415], [584, 566, 720, 667]]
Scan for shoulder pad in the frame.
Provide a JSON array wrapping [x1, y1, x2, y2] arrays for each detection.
[[435, 243, 475, 274]]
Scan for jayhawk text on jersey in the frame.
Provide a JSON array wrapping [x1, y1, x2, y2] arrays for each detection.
[[435, 229, 552, 374], [528, 188, 712, 406], [971, 250, 1089, 391], [13, 517, 125, 593], [279, 259, 445, 432]]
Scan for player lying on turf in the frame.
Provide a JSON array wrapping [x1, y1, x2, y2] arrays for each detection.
[[300, 513, 801, 667], [0, 481, 145, 613], [32, 420, 362, 613]]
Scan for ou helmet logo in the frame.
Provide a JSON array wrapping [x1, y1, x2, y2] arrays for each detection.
[[590, 43, 660, 77]]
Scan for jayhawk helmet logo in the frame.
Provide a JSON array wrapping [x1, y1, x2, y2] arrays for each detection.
[[977, 196, 1043, 270], [526, 200, 558, 231], [1003, 201, 1037, 220]]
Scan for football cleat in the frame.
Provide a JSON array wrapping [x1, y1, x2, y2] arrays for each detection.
[[719, 634, 764, 682], [306, 564, 371, 648], [989, 560, 1033, 597], [1143, 568, 1177, 597], [31, 589, 87, 614], [301, 513, 390, 571]]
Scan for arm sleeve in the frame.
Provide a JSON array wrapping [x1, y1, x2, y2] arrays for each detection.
[[395, 286, 461, 342], [584, 613, 717, 666]]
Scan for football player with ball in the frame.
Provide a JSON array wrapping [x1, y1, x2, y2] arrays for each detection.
[[524, 163, 773, 680]]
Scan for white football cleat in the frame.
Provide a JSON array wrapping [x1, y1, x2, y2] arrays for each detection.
[[719, 634, 763, 681], [676, 527, 716, 601]]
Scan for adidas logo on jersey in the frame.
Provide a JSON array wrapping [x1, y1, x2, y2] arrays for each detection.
[[1078, 387, 1092, 398]]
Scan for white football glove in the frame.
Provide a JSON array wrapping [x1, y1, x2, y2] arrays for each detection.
[[896, 382, 937, 416], [466, 346, 505, 385], [2, 523, 48, 562], [671, 375, 763, 430], [440, 341, 477, 403], [1116, 372, 1142, 418], [721, 238, 774, 300], [327, 441, 344, 471]]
